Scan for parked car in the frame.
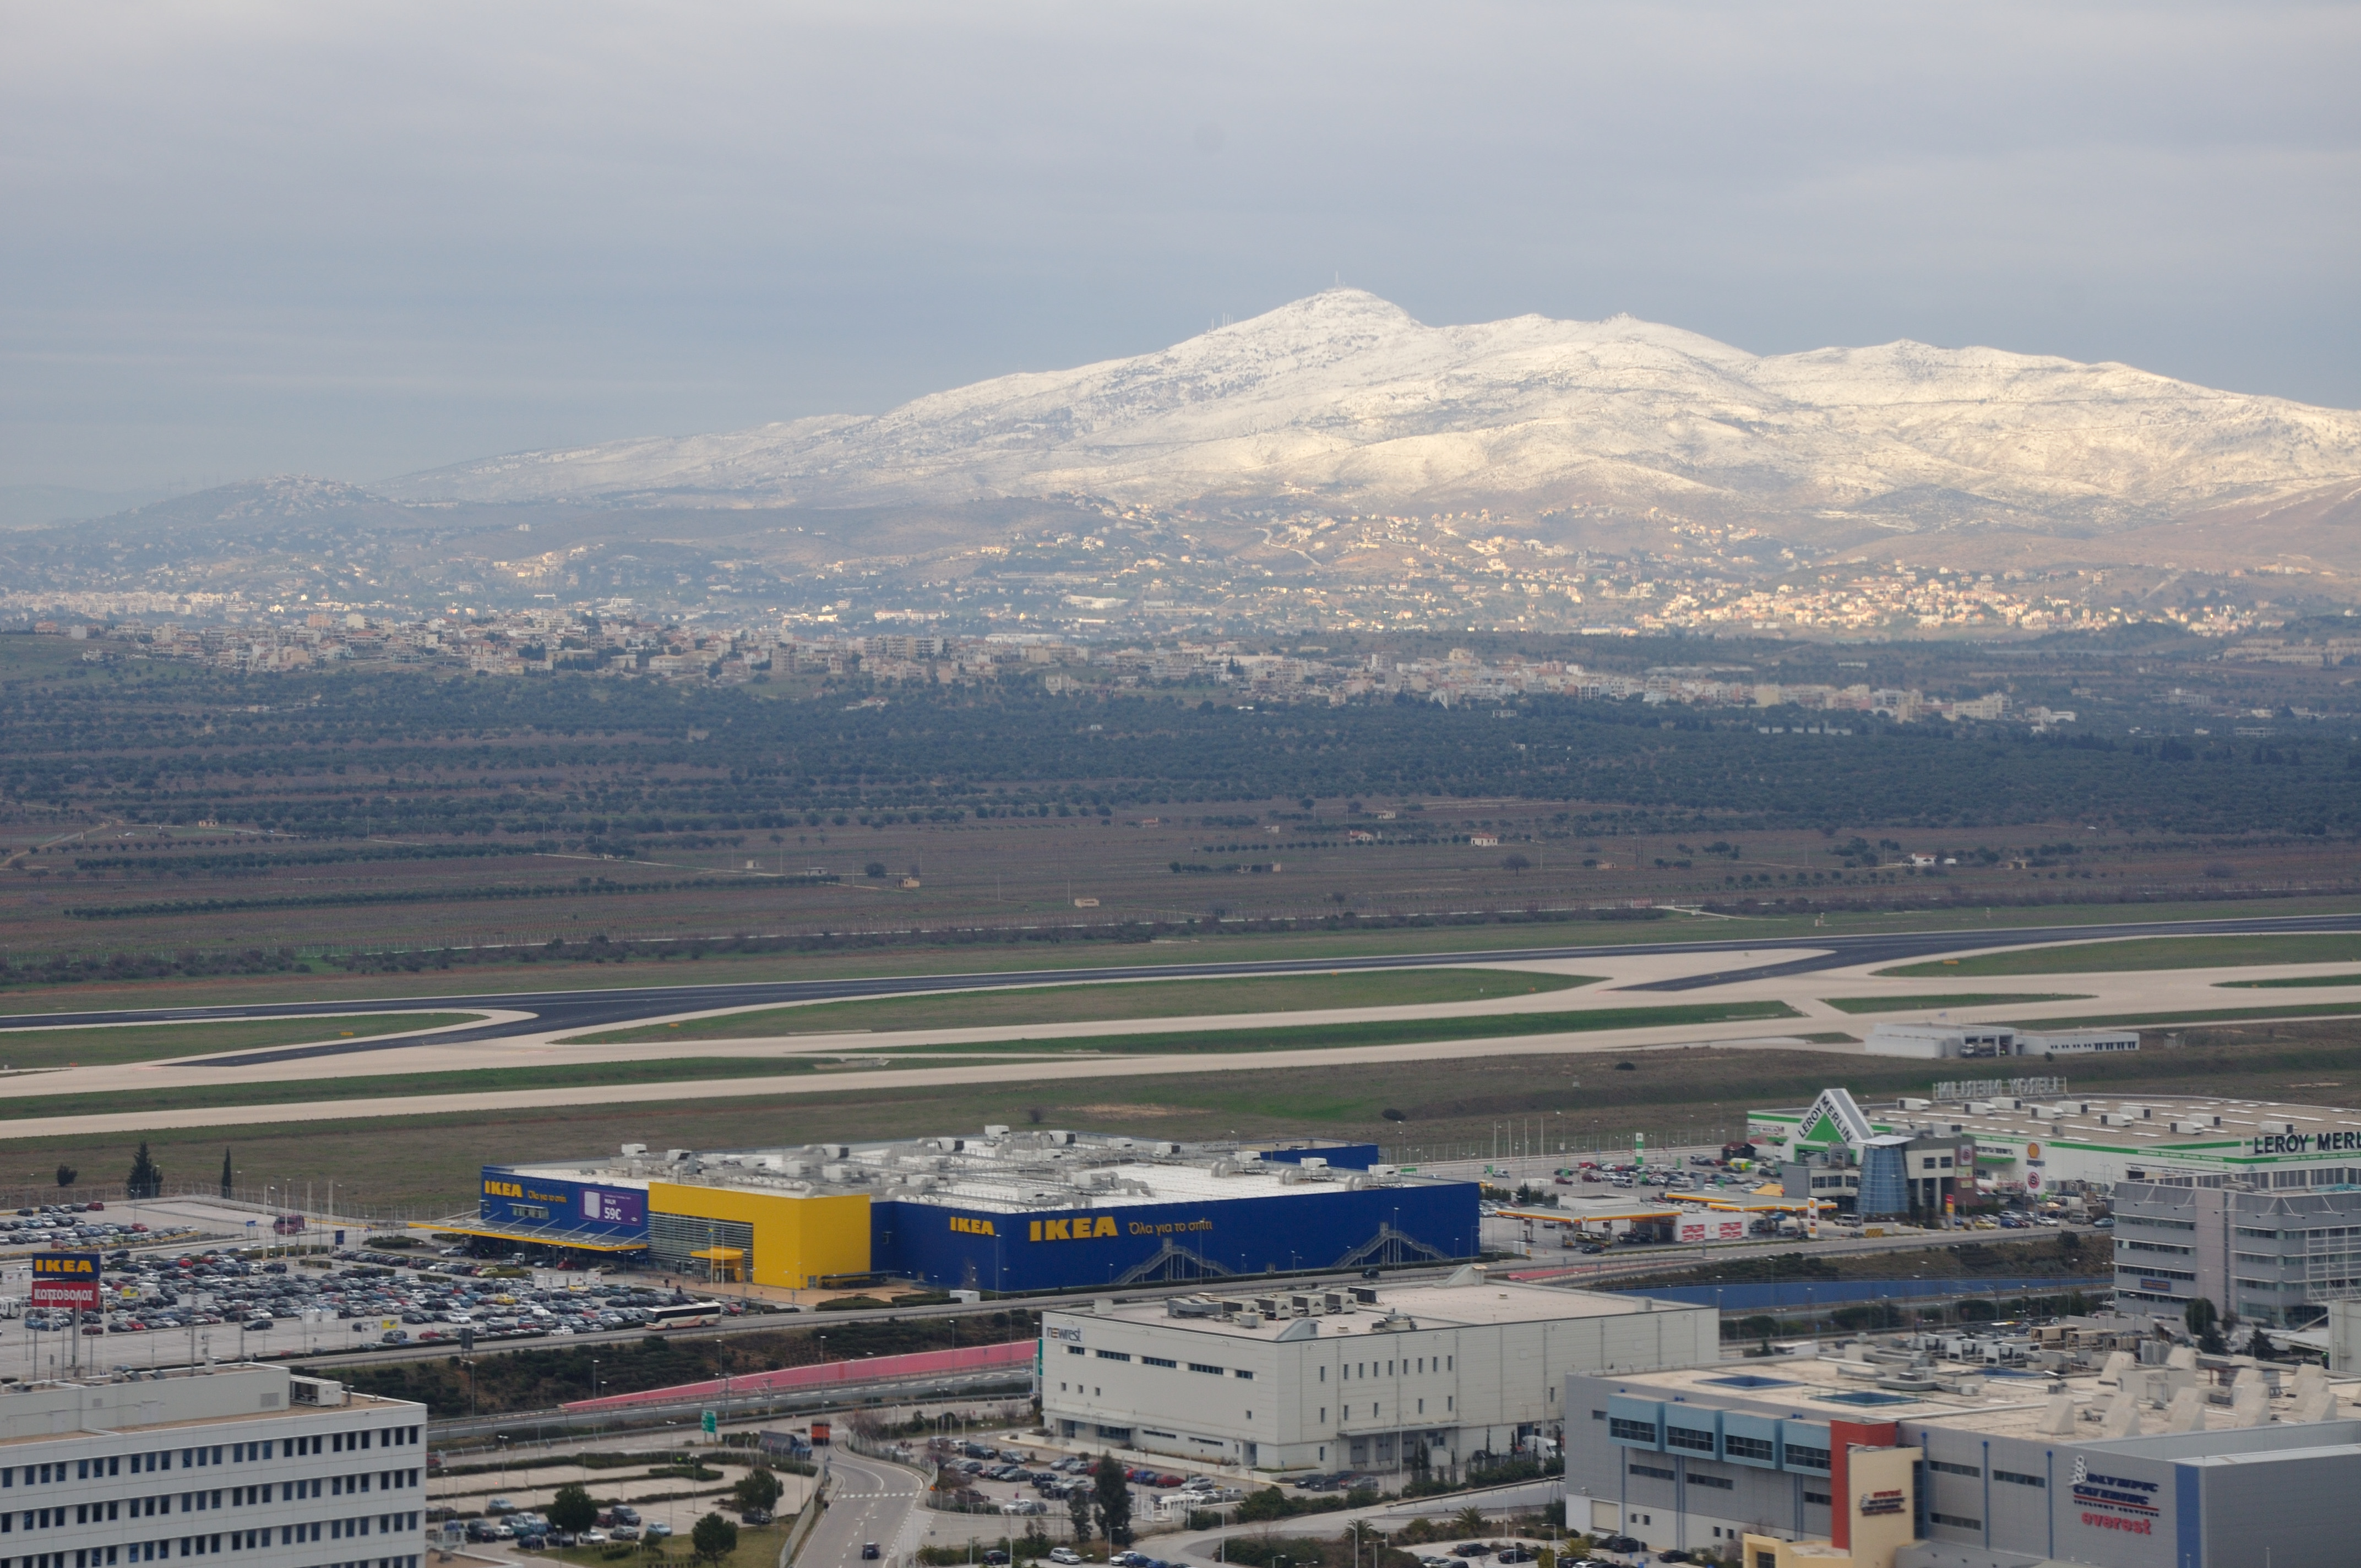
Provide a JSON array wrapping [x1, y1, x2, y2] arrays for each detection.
[[1049, 1552, 1083, 1565]]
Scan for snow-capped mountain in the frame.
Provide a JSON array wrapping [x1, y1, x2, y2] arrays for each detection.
[[388, 290, 2361, 536]]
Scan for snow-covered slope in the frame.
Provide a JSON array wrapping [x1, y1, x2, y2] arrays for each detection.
[[388, 290, 2361, 531]]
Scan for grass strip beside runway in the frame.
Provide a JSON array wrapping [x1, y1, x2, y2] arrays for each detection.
[[829, 999, 1806, 1057], [562, 967, 1598, 1044], [1882, 933, 2361, 977], [1821, 993, 2088, 1014], [0, 1013, 484, 1071], [0, 1055, 831, 1122], [2218, 973, 2361, 989]]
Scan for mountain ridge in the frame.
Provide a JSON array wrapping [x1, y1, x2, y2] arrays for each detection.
[[386, 289, 2361, 541]]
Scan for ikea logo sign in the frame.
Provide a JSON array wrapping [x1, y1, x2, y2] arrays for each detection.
[[31, 1256, 96, 1277], [484, 1179, 524, 1199], [1030, 1216, 1120, 1242], [950, 1216, 998, 1237]]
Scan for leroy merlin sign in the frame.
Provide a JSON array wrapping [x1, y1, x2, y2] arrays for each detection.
[[1794, 1087, 1875, 1151]]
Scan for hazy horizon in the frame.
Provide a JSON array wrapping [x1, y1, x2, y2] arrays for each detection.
[[4, 2, 2357, 498]]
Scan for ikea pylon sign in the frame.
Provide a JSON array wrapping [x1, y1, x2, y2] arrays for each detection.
[[30, 1251, 102, 1309]]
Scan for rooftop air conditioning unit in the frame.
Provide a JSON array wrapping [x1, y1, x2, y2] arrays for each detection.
[[619, 1143, 648, 1157], [984, 1125, 1011, 1139]]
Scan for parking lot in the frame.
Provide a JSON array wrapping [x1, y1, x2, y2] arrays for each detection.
[[0, 1237, 770, 1377]]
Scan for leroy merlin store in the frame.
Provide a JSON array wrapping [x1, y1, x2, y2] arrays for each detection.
[[1749, 1084, 2361, 1199]]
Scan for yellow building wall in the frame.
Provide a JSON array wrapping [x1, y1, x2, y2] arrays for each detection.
[[649, 1183, 871, 1288]]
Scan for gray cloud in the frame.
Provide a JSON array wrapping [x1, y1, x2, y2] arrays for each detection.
[[2, 0, 2355, 493]]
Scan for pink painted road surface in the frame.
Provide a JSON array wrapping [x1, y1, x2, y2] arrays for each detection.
[[561, 1338, 1036, 1412]]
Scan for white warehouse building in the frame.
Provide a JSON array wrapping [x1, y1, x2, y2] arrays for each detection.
[[0, 1364, 427, 1568], [1038, 1271, 1716, 1474]]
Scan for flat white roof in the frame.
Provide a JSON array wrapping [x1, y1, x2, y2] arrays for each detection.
[[1754, 1091, 2361, 1157], [1049, 1278, 1699, 1342], [1580, 1354, 2361, 1442]]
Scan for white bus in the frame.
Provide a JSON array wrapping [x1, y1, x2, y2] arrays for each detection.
[[643, 1299, 726, 1330]]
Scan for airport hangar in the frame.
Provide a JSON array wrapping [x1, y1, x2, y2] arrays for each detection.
[[465, 1130, 1479, 1292]]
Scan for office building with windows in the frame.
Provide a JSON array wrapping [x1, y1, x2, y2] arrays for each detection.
[[1568, 1351, 2361, 1568], [2111, 1178, 2361, 1328], [0, 1365, 427, 1568]]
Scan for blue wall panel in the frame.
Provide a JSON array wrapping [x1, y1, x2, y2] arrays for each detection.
[[874, 1182, 1478, 1292]]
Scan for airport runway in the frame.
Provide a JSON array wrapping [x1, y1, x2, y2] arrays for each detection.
[[6, 908, 2360, 1063]]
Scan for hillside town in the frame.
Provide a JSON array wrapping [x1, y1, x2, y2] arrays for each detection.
[[28, 608, 2070, 725]]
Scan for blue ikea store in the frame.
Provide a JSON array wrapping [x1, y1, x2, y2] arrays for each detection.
[[470, 1132, 1477, 1293]]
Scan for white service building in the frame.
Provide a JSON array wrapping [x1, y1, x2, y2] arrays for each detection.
[[0, 1364, 427, 1568], [1863, 1023, 2139, 1059], [1038, 1272, 1716, 1473]]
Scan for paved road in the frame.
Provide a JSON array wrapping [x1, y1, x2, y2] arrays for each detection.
[[8, 910, 2359, 1063], [809, 1452, 929, 1568]]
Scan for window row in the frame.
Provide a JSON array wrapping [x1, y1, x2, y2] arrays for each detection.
[[2, 1432, 419, 1492]]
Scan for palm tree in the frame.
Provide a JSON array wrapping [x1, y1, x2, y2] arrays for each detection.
[[1451, 1507, 1488, 1537]]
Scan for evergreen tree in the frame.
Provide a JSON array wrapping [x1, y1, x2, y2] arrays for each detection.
[[126, 1144, 162, 1199], [1092, 1455, 1132, 1548], [547, 1485, 597, 1535], [731, 1467, 782, 1515], [220, 1149, 233, 1199], [689, 1512, 737, 1564]]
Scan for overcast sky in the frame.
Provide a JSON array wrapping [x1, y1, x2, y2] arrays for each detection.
[[3, 1, 2356, 497]]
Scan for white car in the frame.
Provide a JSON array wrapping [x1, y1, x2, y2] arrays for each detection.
[[1049, 1553, 1082, 1565]]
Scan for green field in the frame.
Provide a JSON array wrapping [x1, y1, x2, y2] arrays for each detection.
[[565, 967, 1596, 1044], [0, 999, 1795, 1124], [817, 998, 1799, 1057], [1882, 933, 2361, 978], [2004, 1003, 2361, 1031], [15, 893, 2361, 1019], [1821, 993, 2089, 1015], [15, 1012, 2361, 1213], [0, 1055, 833, 1123], [0, 1012, 482, 1070], [2219, 973, 2361, 989]]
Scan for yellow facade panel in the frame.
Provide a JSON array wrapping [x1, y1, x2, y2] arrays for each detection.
[[650, 1183, 870, 1289]]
